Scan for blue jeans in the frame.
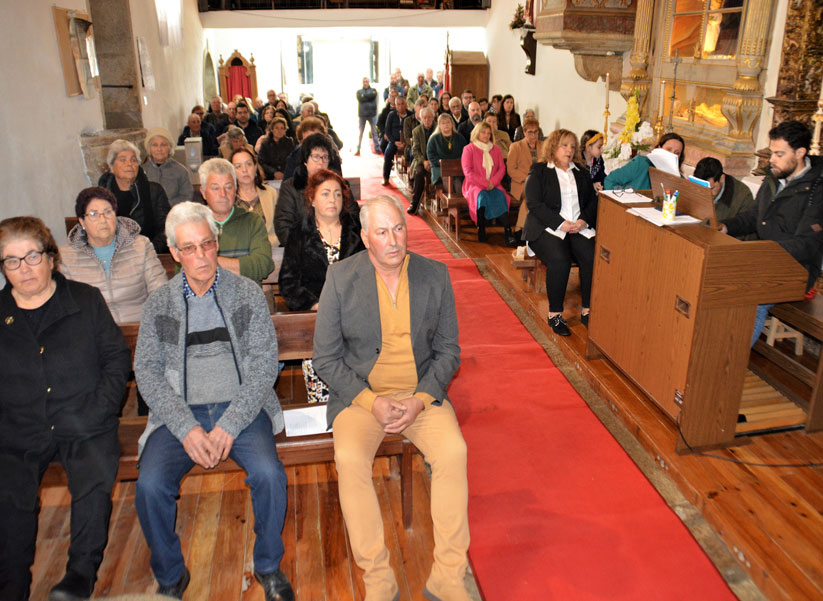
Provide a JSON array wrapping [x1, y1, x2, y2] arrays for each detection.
[[357, 116, 378, 152], [135, 403, 287, 587], [752, 303, 774, 348], [383, 141, 399, 181]]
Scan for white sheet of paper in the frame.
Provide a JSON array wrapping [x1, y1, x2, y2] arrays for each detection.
[[647, 148, 681, 176], [284, 405, 328, 437], [600, 190, 652, 204], [627, 207, 701, 227]]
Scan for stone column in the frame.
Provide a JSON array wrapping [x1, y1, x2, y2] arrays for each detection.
[[621, 0, 654, 111], [720, 0, 773, 141]]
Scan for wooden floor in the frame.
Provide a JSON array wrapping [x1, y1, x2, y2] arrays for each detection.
[[32, 455, 436, 601]]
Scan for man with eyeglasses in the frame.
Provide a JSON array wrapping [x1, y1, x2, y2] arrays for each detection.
[[197, 158, 273, 284], [133, 201, 294, 601]]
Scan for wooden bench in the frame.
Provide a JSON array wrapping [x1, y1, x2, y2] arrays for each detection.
[[435, 159, 469, 239], [43, 311, 419, 528], [754, 297, 823, 432]]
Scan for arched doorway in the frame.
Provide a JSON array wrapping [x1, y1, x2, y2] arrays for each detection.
[[203, 51, 218, 102]]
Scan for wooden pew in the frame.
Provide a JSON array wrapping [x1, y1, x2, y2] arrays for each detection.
[[435, 159, 469, 238], [756, 297, 823, 432], [43, 312, 419, 528]]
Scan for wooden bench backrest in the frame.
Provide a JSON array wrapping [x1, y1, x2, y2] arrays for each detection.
[[439, 159, 464, 199], [118, 311, 316, 363], [345, 176, 361, 202]]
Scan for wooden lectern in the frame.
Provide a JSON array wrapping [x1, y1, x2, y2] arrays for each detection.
[[587, 193, 808, 451]]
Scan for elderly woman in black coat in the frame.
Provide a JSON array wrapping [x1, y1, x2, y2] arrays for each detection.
[[279, 169, 364, 402], [0, 216, 131, 601]]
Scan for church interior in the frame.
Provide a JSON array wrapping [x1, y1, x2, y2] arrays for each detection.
[[2, 0, 823, 600]]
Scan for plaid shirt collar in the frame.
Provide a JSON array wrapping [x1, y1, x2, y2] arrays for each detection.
[[182, 267, 220, 299]]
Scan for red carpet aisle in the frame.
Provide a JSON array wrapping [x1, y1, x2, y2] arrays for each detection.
[[347, 153, 736, 600]]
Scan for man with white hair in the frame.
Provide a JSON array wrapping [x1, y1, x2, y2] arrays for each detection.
[[314, 196, 471, 601], [198, 158, 274, 284], [134, 201, 294, 601]]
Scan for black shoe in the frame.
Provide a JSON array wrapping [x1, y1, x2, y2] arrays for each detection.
[[581, 313, 589, 327], [504, 228, 518, 247], [49, 571, 93, 601], [382, 179, 391, 186], [548, 314, 571, 336], [407, 202, 419, 215], [255, 568, 295, 601], [156, 567, 190, 599]]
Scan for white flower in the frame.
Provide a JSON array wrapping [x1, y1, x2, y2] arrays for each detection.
[[618, 143, 632, 161], [638, 121, 654, 140]]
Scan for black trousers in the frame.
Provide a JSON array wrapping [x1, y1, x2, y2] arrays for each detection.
[[528, 230, 595, 314], [0, 428, 119, 600], [412, 169, 428, 204]]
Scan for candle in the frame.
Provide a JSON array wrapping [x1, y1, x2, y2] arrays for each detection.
[[605, 72, 610, 106], [659, 80, 665, 116]]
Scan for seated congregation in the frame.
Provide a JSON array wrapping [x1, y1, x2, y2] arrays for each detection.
[[0, 77, 475, 601], [2, 58, 822, 601]]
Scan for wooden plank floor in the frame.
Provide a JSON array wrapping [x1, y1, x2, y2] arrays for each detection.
[[481, 249, 823, 601], [31, 455, 436, 600]]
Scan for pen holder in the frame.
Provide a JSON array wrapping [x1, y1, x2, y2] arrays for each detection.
[[662, 197, 677, 223]]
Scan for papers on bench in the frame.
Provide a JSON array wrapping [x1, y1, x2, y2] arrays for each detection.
[[627, 206, 702, 227], [284, 405, 328, 437], [601, 190, 652, 204]]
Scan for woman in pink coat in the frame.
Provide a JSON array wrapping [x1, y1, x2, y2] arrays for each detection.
[[461, 121, 513, 244]]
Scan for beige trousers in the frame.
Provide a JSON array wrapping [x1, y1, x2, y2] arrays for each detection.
[[333, 400, 469, 599], [515, 192, 529, 230]]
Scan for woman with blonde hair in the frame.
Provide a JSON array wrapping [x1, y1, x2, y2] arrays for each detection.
[[524, 128, 597, 336], [460, 121, 511, 243]]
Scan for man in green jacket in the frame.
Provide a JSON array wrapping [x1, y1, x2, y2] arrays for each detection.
[[198, 158, 274, 284], [693, 157, 755, 231]]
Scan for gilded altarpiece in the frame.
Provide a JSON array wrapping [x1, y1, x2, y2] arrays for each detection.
[[628, 0, 778, 176], [765, 1, 823, 131]]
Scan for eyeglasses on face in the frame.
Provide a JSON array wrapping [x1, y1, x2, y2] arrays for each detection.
[[84, 208, 116, 221], [176, 238, 217, 256], [309, 153, 330, 163], [1, 250, 45, 270]]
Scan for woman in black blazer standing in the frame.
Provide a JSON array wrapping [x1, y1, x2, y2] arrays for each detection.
[[523, 128, 597, 336]]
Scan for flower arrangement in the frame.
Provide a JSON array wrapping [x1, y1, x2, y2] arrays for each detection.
[[509, 4, 526, 29], [603, 91, 656, 174]]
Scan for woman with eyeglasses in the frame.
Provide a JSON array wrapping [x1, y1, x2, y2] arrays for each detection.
[[98, 139, 171, 254], [60, 187, 168, 323], [275, 132, 353, 247], [508, 116, 543, 239], [0, 216, 131, 601]]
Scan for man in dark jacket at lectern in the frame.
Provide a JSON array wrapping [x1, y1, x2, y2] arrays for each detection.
[[720, 120, 823, 346]]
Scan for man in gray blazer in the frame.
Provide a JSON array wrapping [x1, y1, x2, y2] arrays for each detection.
[[314, 196, 470, 601]]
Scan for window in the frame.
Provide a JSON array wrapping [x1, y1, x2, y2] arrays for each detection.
[[155, 0, 183, 49], [669, 0, 744, 60]]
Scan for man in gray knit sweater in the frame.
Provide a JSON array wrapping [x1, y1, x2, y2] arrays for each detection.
[[133, 202, 294, 601]]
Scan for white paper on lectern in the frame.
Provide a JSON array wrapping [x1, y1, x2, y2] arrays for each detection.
[[600, 190, 651, 204], [647, 148, 681, 176], [627, 207, 701, 227], [284, 405, 328, 437]]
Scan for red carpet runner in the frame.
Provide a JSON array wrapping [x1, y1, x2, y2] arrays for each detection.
[[349, 153, 736, 600]]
